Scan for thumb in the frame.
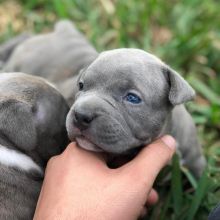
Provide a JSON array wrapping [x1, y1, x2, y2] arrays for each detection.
[[120, 135, 176, 189]]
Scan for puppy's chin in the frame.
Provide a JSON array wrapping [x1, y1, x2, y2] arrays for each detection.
[[76, 137, 103, 152]]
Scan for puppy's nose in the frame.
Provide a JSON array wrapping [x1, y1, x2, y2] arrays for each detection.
[[74, 110, 94, 130]]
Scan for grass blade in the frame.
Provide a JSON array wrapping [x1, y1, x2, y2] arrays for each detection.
[[160, 194, 172, 220], [188, 76, 220, 105], [181, 167, 198, 189], [171, 154, 183, 216], [53, 0, 69, 18], [186, 168, 209, 220]]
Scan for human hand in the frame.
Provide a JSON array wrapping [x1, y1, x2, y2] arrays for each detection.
[[33, 135, 176, 220]]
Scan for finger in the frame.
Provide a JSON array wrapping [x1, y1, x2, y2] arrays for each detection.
[[62, 142, 107, 167], [140, 207, 148, 218], [146, 189, 159, 206], [120, 135, 176, 188], [139, 189, 158, 219]]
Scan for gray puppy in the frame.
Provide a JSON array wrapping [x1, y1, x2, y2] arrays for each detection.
[[66, 48, 206, 177], [3, 20, 98, 105], [0, 73, 69, 219], [2, 21, 205, 176]]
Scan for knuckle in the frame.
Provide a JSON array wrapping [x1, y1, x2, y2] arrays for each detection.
[[47, 155, 59, 167]]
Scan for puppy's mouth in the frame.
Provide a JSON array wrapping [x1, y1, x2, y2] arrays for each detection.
[[76, 136, 103, 152]]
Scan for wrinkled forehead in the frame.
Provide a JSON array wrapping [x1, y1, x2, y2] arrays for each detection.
[[82, 49, 166, 90], [88, 49, 162, 71]]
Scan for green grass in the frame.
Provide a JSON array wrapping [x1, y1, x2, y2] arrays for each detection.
[[0, 0, 220, 219]]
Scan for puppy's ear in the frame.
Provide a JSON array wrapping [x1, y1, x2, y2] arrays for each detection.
[[54, 20, 76, 34], [0, 100, 37, 151], [163, 65, 195, 105]]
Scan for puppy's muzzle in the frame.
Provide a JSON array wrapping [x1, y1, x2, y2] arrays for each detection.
[[73, 108, 96, 130]]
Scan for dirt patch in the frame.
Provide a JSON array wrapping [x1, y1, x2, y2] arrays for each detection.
[[0, 1, 26, 33]]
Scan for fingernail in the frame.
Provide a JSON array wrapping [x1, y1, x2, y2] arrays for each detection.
[[161, 135, 176, 150]]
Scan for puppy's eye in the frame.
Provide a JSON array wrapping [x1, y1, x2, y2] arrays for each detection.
[[125, 92, 142, 104], [78, 82, 84, 90]]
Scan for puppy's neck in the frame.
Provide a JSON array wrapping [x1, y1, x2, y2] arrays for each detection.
[[159, 111, 173, 137], [0, 144, 43, 176]]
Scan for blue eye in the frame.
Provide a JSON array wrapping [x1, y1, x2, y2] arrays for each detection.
[[125, 93, 142, 104]]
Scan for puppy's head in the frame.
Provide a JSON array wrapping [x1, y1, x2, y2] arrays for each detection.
[[4, 20, 98, 85], [0, 73, 69, 166], [66, 49, 195, 154]]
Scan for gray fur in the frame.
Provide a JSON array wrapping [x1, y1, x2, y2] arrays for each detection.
[[0, 33, 32, 64], [1, 21, 206, 176], [66, 48, 206, 177], [0, 72, 69, 220], [3, 20, 98, 105]]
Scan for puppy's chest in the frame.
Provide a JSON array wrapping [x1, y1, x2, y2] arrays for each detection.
[[0, 145, 43, 219], [0, 165, 42, 220]]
